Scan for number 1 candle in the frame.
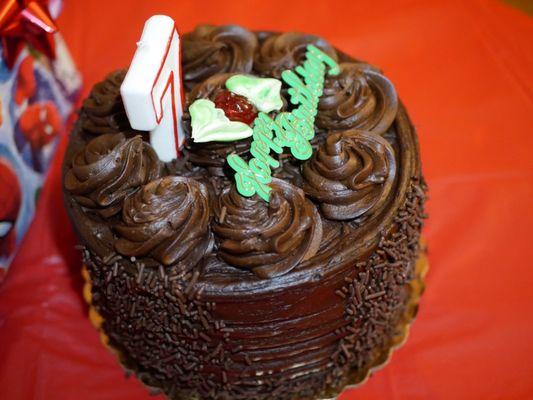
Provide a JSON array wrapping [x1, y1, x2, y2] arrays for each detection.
[[120, 15, 185, 162]]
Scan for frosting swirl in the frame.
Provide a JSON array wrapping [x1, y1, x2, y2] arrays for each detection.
[[316, 63, 398, 134], [114, 177, 212, 267], [184, 139, 252, 177], [213, 179, 322, 278], [302, 130, 396, 220], [81, 70, 131, 135], [182, 25, 257, 89], [254, 32, 338, 78], [64, 133, 161, 217], [187, 72, 236, 103]]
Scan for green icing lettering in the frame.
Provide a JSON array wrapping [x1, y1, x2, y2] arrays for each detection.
[[281, 70, 318, 109], [250, 118, 283, 169], [275, 113, 313, 160], [307, 44, 340, 75], [227, 154, 272, 201], [227, 45, 340, 201], [292, 105, 315, 126], [249, 158, 271, 181], [226, 75, 283, 113]]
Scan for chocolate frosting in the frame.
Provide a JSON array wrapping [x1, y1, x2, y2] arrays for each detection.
[[302, 130, 396, 220], [316, 63, 398, 134], [254, 32, 338, 78], [64, 133, 161, 217], [114, 176, 212, 267], [81, 70, 132, 135], [187, 72, 235, 103], [184, 139, 252, 177], [213, 179, 322, 278], [182, 25, 257, 89]]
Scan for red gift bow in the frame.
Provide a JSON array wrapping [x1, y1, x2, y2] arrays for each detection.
[[0, 0, 58, 69]]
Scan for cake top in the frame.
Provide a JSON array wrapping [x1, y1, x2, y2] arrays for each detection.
[[63, 24, 421, 287]]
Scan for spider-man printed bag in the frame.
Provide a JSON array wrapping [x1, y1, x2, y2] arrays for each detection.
[[0, 1, 81, 282]]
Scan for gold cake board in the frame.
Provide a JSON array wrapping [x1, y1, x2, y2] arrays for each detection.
[[82, 242, 429, 400]]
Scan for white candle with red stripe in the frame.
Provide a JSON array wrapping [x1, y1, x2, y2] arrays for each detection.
[[120, 15, 185, 162]]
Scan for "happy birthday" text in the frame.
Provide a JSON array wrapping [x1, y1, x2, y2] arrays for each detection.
[[227, 44, 340, 201]]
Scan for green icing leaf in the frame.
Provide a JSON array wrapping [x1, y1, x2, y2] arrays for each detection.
[[226, 75, 283, 113], [190, 99, 253, 143]]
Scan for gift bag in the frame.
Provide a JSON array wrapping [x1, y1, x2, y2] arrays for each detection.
[[0, 0, 81, 282]]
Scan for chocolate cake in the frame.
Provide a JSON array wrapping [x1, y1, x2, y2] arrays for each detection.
[[62, 24, 427, 400]]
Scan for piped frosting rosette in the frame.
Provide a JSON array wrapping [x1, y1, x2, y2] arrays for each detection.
[[317, 63, 398, 134], [302, 130, 396, 221], [187, 72, 236, 103], [114, 176, 213, 267], [254, 32, 338, 78], [64, 133, 161, 217], [82, 70, 132, 135], [182, 25, 258, 89], [213, 178, 322, 278]]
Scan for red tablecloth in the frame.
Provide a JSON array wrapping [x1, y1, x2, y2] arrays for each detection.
[[1, 1, 532, 399]]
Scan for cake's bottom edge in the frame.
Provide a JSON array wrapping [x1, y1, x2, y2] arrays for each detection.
[[82, 241, 429, 400]]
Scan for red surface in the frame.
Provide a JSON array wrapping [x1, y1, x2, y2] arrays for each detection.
[[1, 0, 532, 399]]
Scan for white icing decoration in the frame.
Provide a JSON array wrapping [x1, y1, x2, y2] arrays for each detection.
[[225, 75, 283, 113], [190, 99, 253, 143]]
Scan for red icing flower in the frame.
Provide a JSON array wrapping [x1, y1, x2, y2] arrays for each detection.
[[19, 101, 62, 150], [15, 56, 37, 105], [0, 159, 21, 260], [214, 89, 258, 125]]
